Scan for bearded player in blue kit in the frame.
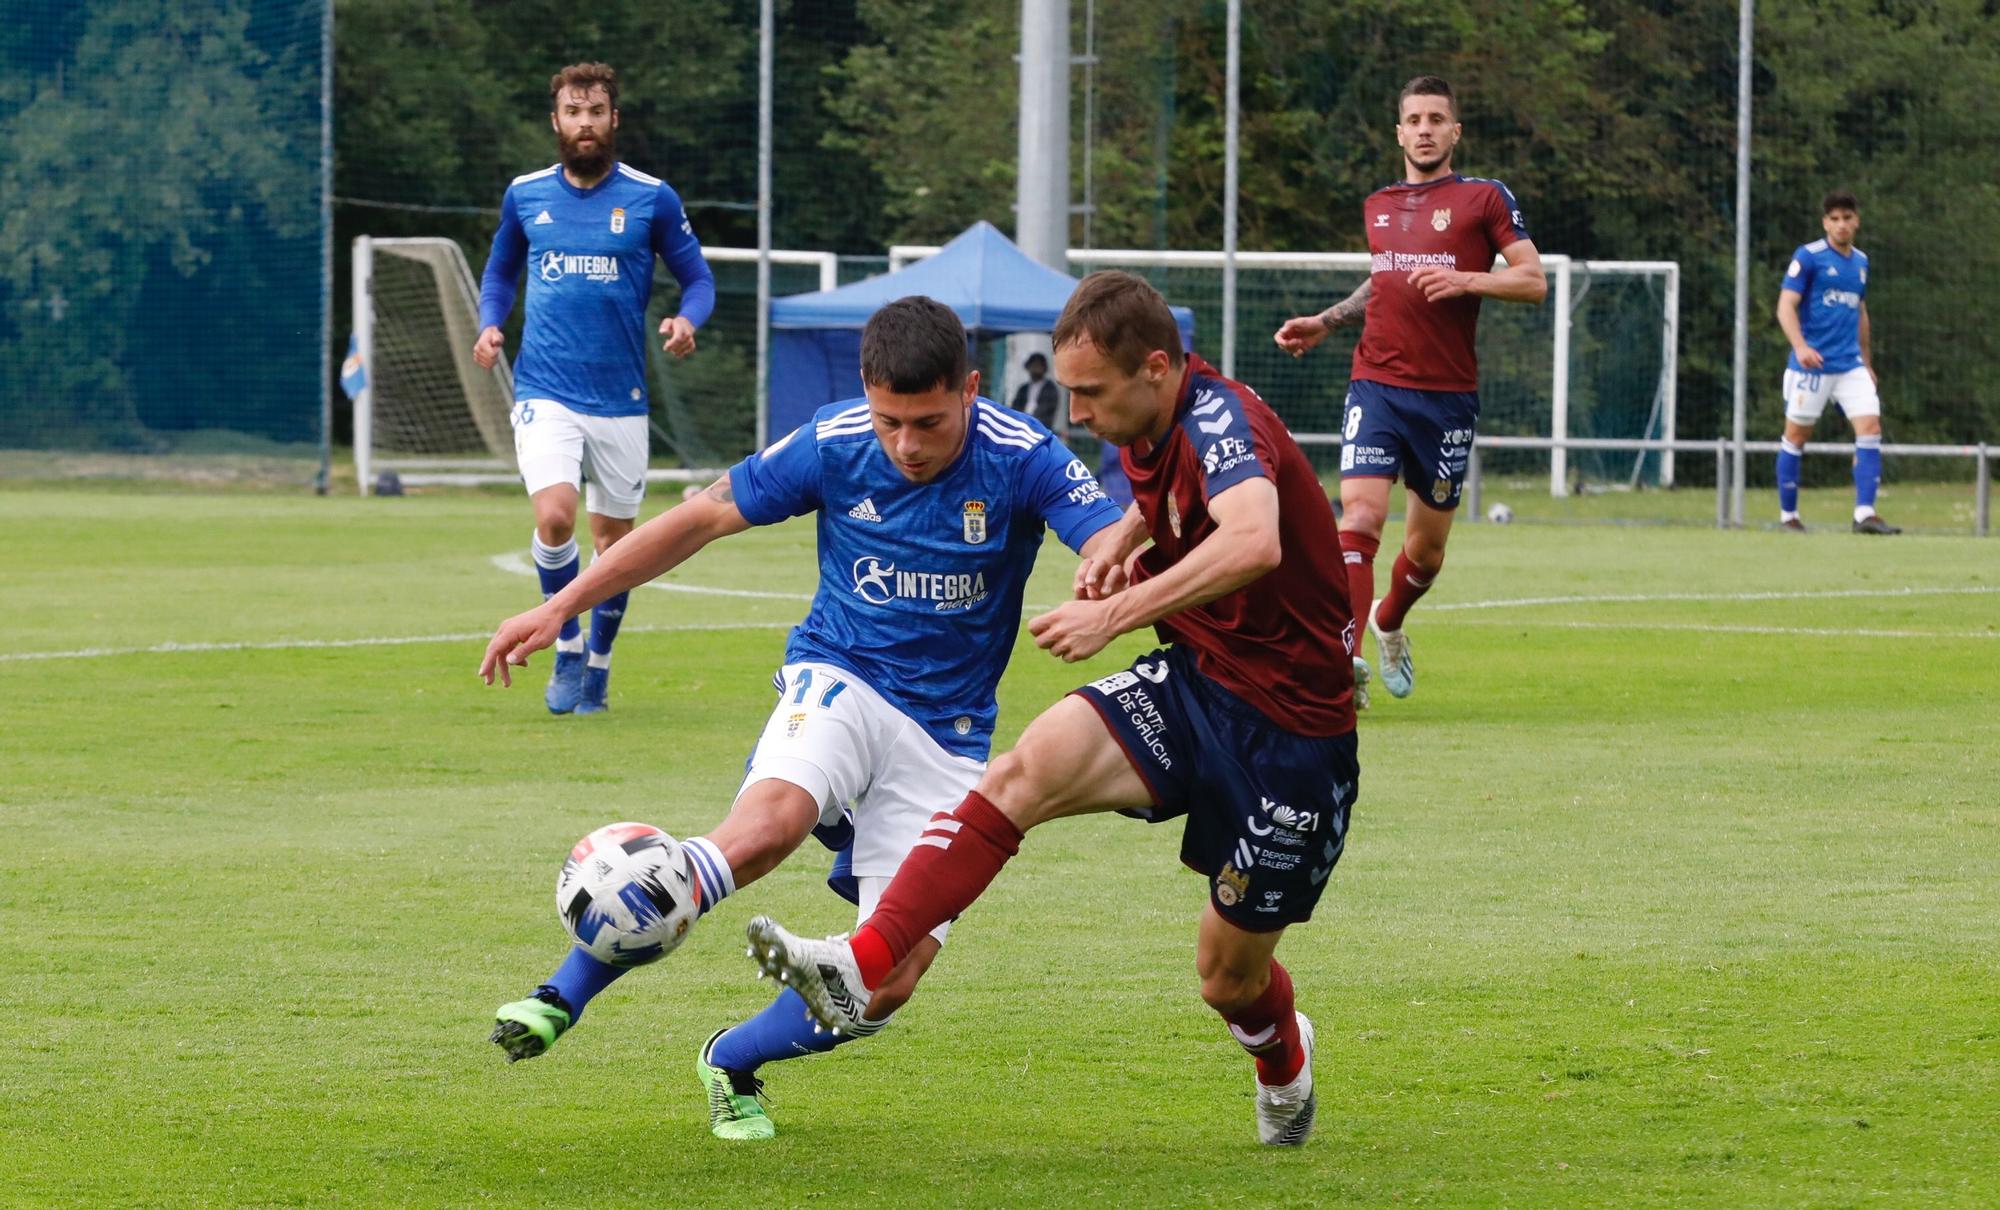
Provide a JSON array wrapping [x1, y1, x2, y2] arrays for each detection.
[[1773, 190, 1899, 534], [477, 297, 1126, 1141], [474, 62, 719, 715]]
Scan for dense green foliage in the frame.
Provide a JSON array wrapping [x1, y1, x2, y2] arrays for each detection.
[[3, 487, 1997, 1202], [5, 3, 1992, 458], [329, 0, 2000, 457], [0, 1, 322, 449]]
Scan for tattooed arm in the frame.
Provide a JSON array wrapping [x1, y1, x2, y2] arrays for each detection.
[[1318, 279, 1372, 330], [1273, 280, 1371, 357]]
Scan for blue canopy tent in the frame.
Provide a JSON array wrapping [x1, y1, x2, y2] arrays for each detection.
[[767, 221, 1195, 442]]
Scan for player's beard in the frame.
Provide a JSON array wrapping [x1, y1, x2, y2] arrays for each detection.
[[559, 127, 615, 180]]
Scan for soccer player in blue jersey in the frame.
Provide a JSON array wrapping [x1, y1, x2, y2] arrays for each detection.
[[1774, 190, 1899, 534], [473, 62, 719, 715], [746, 271, 1361, 1146], [477, 297, 1125, 1140]]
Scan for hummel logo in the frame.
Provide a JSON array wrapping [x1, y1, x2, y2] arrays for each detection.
[[533, 210, 554, 225], [847, 498, 883, 523]]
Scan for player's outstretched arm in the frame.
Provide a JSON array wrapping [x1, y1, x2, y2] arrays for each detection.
[[478, 479, 752, 685], [1032, 477, 1281, 662]]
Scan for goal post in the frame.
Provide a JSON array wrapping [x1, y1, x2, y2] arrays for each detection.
[[351, 236, 516, 495], [350, 238, 837, 493]]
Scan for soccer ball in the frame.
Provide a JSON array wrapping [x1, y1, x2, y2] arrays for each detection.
[[555, 822, 699, 966], [1486, 501, 1514, 524]]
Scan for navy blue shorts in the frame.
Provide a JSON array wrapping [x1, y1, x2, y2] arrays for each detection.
[[1340, 378, 1479, 510], [1071, 645, 1359, 931]]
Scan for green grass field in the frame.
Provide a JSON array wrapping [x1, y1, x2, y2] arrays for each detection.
[[3, 486, 1996, 1207]]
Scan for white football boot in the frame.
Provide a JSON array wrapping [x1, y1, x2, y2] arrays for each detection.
[[1369, 602, 1414, 699], [745, 915, 883, 1038], [1351, 656, 1371, 713], [1255, 1012, 1317, 1146]]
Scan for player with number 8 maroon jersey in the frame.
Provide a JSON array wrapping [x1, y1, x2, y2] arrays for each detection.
[[1275, 74, 1547, 709]]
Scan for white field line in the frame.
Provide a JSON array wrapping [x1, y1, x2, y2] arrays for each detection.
[[490, 553, 813, 601], [1428, 585, 2000, 611], [7, 567, 1993, 666], [1450, 618, 1998, 640], [0, 621, 790, 664]]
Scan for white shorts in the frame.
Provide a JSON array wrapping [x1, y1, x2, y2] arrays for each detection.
[[739, 661, 984, 896], [1782, 367, 1879, 426], [511, 398, 648, 519]]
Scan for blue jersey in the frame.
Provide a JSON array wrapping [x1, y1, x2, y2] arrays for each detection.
[[478, 162, 717, 417], [729, 399, 1124, 758], [1781, 238, 1869, 374]]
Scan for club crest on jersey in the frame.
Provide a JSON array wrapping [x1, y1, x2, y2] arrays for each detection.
[[961, 499, 988, 544], [1431, 208, 1452, 232], [610, 207, 626, 234], [1216, 862, 1250, 907], [1431, 478, 1451, 505]]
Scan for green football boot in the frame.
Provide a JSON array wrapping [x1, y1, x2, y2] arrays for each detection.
[[696, 1028, 776, 1140], [490, 992, 572, 1063]]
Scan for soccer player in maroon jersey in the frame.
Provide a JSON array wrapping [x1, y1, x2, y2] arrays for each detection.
[[743, 271, 1359, 1146], [1275, 75, 1546, 706]]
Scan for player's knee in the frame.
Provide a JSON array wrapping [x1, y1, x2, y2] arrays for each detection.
[[1199, 967, 1267, 1016], [534, 511, 576, 546], [1403, 536, 1447, 574], [1340, 503, 1386, 538], [977, 749, 1047, 829]]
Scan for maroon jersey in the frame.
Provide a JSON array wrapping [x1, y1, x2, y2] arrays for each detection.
[[1352, 175, 1530, 393], [1121, 355, 1356, 736]]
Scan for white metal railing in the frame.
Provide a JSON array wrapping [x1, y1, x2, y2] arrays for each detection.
[[1286, 431, 1992, 534]]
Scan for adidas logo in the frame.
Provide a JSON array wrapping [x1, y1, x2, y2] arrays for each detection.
[[533, 210, 554, 225], [847, 498, 883, 523]]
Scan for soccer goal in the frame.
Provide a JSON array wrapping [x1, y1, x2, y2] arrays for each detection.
[[890, 245, 1681, 495], [351, 236, 516, 494], [350, 238, 839, 494]]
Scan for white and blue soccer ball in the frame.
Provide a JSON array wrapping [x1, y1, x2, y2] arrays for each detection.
[[556, 822, 699, 967], [1486, 501, 1515, 524]]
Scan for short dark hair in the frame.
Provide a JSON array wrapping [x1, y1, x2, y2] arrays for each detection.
[[1053, 271, 1185, 374], [860, 296, 968, 393], [1823, 189, 1859, 215], [1398, 75, 1457, 119], [551, 62, 618, 110], [1024, 352, 1048, 370]]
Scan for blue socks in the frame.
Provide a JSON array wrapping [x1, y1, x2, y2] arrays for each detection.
[[681, 837, 734, 916], [537, 945, 626, 1023], [708, 988, 855, 1072], [1854, 433, 1882, 516], [588, 591, 629, 669], [1776, 440, 1803, 517], [531, 534, 582, 644]]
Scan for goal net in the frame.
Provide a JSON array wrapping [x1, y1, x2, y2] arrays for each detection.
[[1065, 251, 1680, 495], [894, 244, 1680, 496], [352, 236, 516, 492]]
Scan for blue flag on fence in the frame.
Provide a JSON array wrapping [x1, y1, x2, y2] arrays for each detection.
[[340, 334, 367, 401]]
